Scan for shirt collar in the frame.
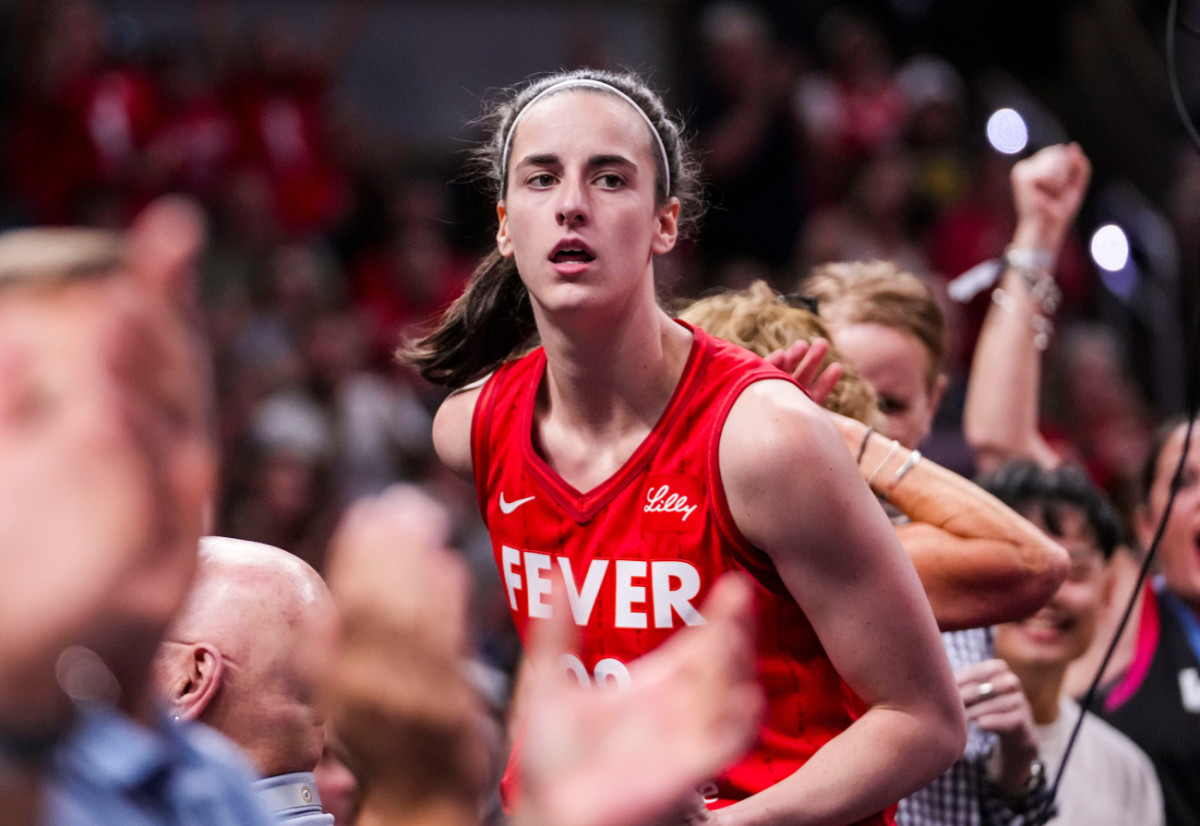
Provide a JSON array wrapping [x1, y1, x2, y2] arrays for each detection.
[[253, 771, 325, 816]]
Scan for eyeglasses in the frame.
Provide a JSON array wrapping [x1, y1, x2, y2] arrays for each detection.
[[777, 293, 820, 315]]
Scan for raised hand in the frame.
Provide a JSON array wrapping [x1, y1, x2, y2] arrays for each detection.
[[319, 485, 488, 818], [1010, 142, 1092, 255]]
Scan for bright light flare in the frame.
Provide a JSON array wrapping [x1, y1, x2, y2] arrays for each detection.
[[1090, 224, 1131, 272], [986, 108, 1029, 155]]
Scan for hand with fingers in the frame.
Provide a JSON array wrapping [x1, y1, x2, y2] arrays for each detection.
[[1010, 143, 1092, 256], [519, 573, 764, 826], [765, 337, 843, 405], [957, 658, 1041, 800], [319, 484, 489, 824]]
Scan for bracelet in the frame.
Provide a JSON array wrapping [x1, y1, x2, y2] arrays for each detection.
[[886, 450, 922, 498], [855, 425, 875, 465], [866, 440, 900, 488], [992, 288, 1054, 350], [1003, 246, 1061, 317]]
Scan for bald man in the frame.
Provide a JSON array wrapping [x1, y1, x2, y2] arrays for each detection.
[[153, 537, 338, 825]]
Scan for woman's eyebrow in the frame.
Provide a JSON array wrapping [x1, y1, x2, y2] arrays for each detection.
[[587, 154, 636, 170], [516, 153, 560, 169]]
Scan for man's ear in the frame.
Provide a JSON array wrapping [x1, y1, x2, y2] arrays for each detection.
[[126, 197, 206, 308], [496, 202, 514, 258], [168, 643, 224, 722], [651, 198, 680, 256]]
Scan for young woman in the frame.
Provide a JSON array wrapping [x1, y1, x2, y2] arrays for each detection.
[[406, 69, 964, 825]]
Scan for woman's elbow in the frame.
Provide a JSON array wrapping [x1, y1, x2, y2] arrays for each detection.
[[923, 700, 967, 782], [1013, 536, 1070, 612]]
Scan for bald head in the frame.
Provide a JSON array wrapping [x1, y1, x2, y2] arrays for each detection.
[[154, 537, 335, 777]]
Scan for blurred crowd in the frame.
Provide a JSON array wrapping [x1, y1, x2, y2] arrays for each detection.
[[0, 0, 1188, 683]]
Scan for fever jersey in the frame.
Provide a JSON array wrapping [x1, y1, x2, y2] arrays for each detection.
[[472, 322, 890, 824]]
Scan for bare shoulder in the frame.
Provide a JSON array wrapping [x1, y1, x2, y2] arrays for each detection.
[[432, 381, 486, 479], [719, 379, 862, 556], [720, 379, 845, 492]]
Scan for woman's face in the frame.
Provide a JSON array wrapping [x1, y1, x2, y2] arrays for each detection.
[[996, 507, 1110, 671], [1139, 422, 1200, 605], [496, 90, 679, 320], [828, 321, 944, 450]]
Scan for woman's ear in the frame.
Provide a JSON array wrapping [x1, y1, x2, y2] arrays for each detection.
[[651, 198, 680, 255], [496, 202, 514, 258], [168, 643, 224, 722]]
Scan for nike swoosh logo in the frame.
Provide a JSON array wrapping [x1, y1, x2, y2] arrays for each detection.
[[499, 493, 536, 514]]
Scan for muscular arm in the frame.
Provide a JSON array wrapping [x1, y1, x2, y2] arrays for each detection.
[[716, 381, 966, 826], [831, 414, 1068, 630]]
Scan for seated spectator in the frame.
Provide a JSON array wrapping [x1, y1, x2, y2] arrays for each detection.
[[152, 536, 338, 824], [980, 460, 1164, 826]]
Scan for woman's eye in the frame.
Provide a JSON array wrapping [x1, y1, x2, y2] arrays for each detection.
[[528, 173, 556, 188], [595, 173, 625, 189], [878, 397, 906, 415]]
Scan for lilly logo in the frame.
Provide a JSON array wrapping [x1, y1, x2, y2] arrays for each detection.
[[644, 484, 698, 522]]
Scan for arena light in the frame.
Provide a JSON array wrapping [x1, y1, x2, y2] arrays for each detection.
[[986, 108, 1029, 155], [1090, 224, 1131, 272]]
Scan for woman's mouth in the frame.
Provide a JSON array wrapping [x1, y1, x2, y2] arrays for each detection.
[[551, 248, 595, 264]]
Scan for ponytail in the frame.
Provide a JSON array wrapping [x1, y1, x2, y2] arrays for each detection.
[[400, 251, 536, 387]]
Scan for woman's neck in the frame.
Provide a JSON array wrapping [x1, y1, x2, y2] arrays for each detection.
[[530, 305, 693, 493], [537, 301, 690, 430]]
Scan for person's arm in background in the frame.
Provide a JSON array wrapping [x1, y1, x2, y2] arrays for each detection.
[[833, 414, 1068, 630], [963, 143, 1091, 473]]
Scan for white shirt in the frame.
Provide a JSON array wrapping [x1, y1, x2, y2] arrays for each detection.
[[1037, 697, 1164, 826]]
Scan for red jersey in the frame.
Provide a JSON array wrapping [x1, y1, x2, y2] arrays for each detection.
[[473, 323, 890, 824]]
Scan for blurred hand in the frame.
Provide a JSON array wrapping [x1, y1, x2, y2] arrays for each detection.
[[1010, 142, 1092, 255], [319, 485, 487, 814], [765, 337, 843, 406], [519, 574, 764, 826]]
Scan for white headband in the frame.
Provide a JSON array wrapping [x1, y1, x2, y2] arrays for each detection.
[[500, 78, 671, 196]]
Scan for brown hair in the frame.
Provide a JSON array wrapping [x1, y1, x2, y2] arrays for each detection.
[[801, 261, 946, 390], [679, 281, 882, 426], [401, 68, 702, 388]]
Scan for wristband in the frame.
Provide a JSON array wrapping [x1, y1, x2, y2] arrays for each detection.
[[866, 441, 900, 488], [855, 425, 875, 465]]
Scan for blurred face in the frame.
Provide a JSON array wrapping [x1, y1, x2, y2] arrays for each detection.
[[0, 277, 215, 701], [1139, 423, 1200, 606], [829, 322, 943, 449], [496, 90, 679, 321], [996, 507, 1110, 669]]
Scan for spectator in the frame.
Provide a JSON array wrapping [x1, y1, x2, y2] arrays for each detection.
[[980, 460, 1164, 826], [153, 536, 339, 824]]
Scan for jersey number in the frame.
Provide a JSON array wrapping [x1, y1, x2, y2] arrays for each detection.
[[559, 653, 632, 690]]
